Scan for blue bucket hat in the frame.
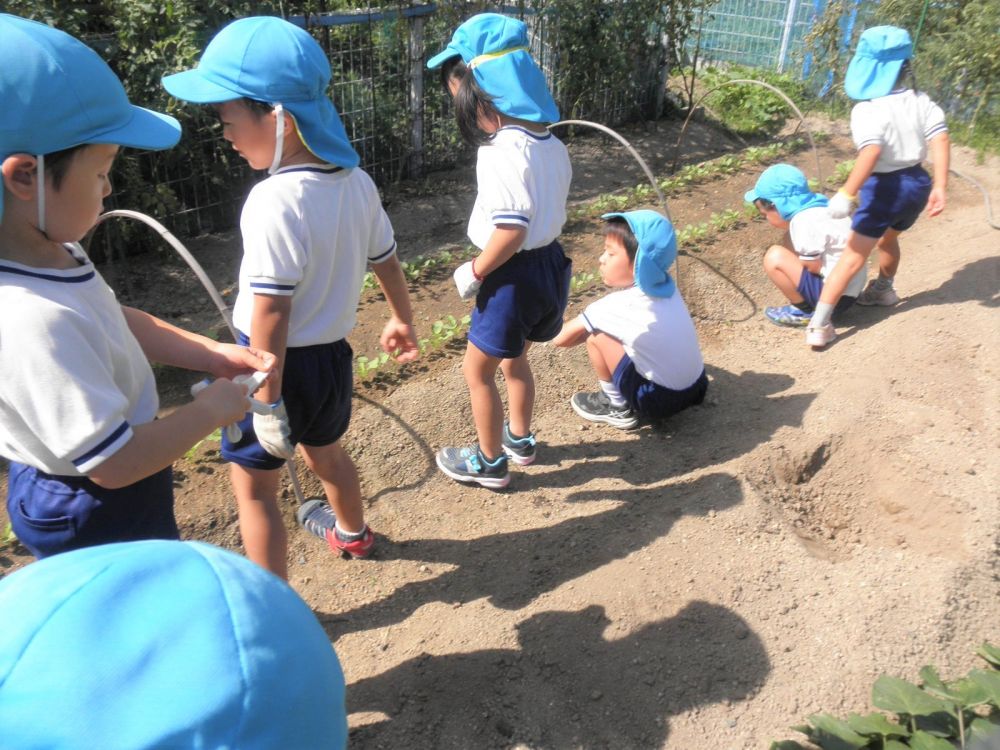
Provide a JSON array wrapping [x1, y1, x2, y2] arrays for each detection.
[[427, 13, 559, 123], [0, 540, 347, 749], [744, 163, 828, 221], [603, 209, 677, 298], [162, 16, 359, 169], [844, 26, 913, 100], [0, 14, 180, 216]]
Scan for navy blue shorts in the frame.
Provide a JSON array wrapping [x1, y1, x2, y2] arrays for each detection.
[[469, 241, 572, 359], [6, 462, 177, 559], [852, 164, 931, 239], [222, 335, 354, 471], [613, 356, 709, 420], [797, 271, 857, 314]]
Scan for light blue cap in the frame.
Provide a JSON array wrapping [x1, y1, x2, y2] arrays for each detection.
[[603, 209, 677, 298], [0, 540, 347, 749], [844, 25, 913, 100], [162, 16, 359, 168], [744, 163, 828, 220], [0, 14, 180, 215], [427, 13, 559, 123]]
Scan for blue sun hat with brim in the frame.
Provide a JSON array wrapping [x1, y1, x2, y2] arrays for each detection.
[[844, 25, 913, 100], [427, 13, 559, 123], [603, 209, 677, 298], [744, 163, 828, 221], [0, 540, 347, 749], [162, 16, 359, 169], [0, 14, 180, 216]]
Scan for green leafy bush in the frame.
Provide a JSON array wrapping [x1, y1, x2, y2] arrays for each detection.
[[692, 64, 813, 136]]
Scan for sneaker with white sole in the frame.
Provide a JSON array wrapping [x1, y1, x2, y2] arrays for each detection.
[[501, 422, 536, 466], [570, 391, 639, 430], [805, 322, 837, 348], [436, 445, 510, 488], [856, 279, 900, 306], [764, 304, 812, 328]]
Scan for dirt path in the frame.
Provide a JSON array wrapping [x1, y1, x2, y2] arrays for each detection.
[[2, 119, 997, 749]]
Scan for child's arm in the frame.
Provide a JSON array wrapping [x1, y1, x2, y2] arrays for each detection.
[[245, 294, 291, 405], [454, 225, 527, 299], [837, 144, 881, 203], [88, 378, 251, 489], [552, 315, 590, 348], [371, 255, 419, 363], [925, 131, 950, 216], [122, 307, 274, 379]]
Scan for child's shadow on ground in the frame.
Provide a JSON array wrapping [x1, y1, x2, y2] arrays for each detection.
[[824, 256, 999, 344], [348, 600, 770, 749], [319, 471, 741, 636]]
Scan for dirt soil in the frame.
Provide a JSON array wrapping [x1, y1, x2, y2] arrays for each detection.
[[2, 116, 998, 749]]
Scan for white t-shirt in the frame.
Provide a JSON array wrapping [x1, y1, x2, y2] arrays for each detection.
[[789, 207, 867, 298], [467, 126, 572, 251], [581, 286, 705, 391], [850, 89, 948, 173], [234, 164, 397, 347], [0, 244, 157, 475]]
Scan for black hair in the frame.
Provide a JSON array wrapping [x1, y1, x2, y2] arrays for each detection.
[[895, 60, 918, 93], [440, 56, 498, 147], [754, 197, 776, 211], [603, 217, 639, 262], [43, 145, 88, 190], [242, 97, 274, 118]]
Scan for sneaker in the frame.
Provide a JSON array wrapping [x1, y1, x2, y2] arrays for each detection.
[[856, 279, 900, 306], [805, 322, 837, 348], [436, 445, 510, 489], [296, 499, 375, 559], [501, 422, 536, 466], [570, 391, 640, 430], [764, 304, 812, 328]]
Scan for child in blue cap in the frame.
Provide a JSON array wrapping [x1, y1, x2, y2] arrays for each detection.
[[553, 211, 708, 428], [806, 25, 950, 348], [429, 13, 572, 487], [0, 539, 348, 748], [0, 15, 269, 560], [746, 163, 867, 328], [163, 16, 419, 575]]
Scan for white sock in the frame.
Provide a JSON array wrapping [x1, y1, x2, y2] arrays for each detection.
[[335, 522, 367, 541], [810, 301, 835, 328], [599, 379, 627, 407]]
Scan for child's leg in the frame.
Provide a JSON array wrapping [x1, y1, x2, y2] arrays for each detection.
[[762, 244, 808, 303], [585, 332, 626, 382], [230, 464, 287, 579], [499, 343, 533, 437], [297, 441, 363, 533], [463, 342, 504, 460], [874, 228, 902, 280], [810, 231, 880, 331]]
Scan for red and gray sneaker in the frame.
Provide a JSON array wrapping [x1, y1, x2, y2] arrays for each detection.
[[296, 499, 375, 559]]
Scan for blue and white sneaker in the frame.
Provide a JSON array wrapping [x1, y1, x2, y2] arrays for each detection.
[[501, 422, 536, 466], [764, 304, 812, 328], [436, 445, 510, 489]]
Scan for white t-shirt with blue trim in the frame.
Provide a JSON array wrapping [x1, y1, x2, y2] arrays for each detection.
[[468, 126, 571, 251], [789, 207, 867, 298], [0, 244, 157, 475], [234, 164, 397, 347], [581, 286, 704, 391], [850, 89, 948, 173]]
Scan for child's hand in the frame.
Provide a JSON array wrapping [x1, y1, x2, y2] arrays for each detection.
[[253, 398, 295, 459], [827, 189, 856, 219], [453, 261, 482, 300], [193, 377, 252, 427], [209, 343, 276, 380], [925, 187, 946, 217], [380, 318, 419, 363]]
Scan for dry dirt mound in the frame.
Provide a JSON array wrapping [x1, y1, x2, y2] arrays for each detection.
[[1, 120, 997, 749]]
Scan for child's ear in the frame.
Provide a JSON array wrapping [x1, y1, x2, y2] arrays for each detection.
[[1, 154, 38, 201]]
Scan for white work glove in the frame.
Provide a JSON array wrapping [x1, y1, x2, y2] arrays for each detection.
[[191, 371, 270, 444], [253, 397, 295, 459], [453, 260, 482, 300], [827, 189, 856, 219]]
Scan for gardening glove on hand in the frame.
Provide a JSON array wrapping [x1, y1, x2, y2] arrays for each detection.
[[453, 261, 482, 300], [828, 189, 856, 219], [253, 398, 295, 460]]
